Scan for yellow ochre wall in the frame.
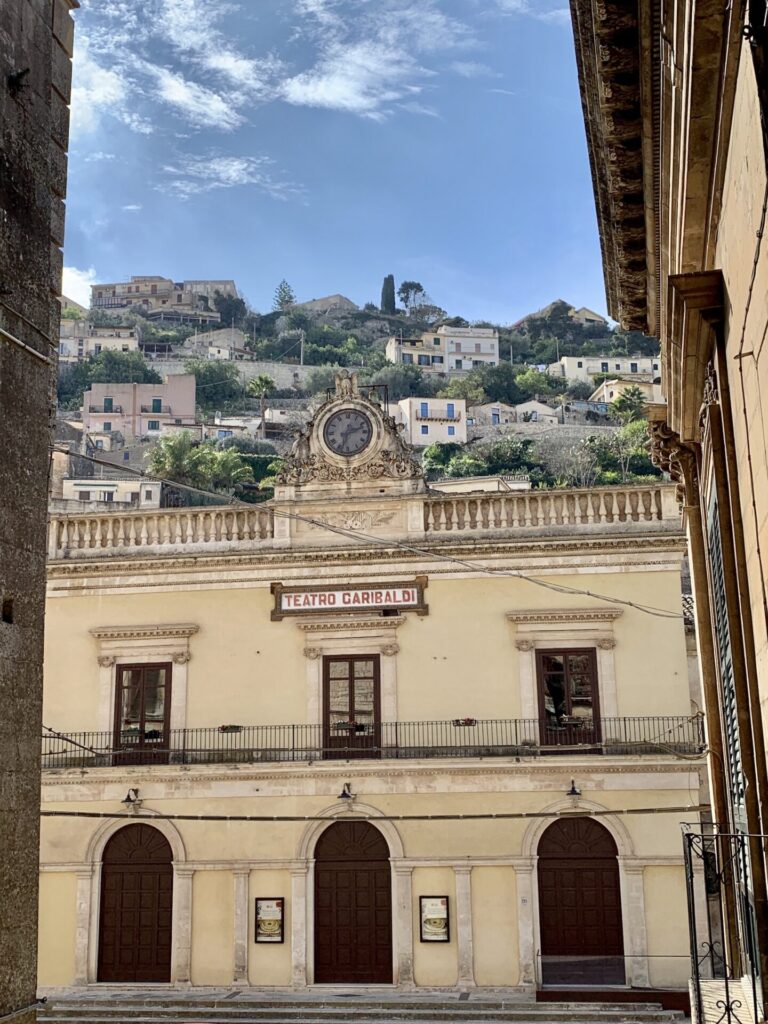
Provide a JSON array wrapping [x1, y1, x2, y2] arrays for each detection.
[[42, 569, 691, 731]]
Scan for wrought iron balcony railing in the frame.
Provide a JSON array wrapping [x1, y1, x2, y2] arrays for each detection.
[[41, 716, 705, 770]]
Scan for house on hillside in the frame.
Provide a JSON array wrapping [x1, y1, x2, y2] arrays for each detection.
[[589, 378, 661, 405], [469, 402, 517, 427], [395, 397, 467, 446], [514, 400, 561, 424], [59, 322, 139, 363], [82, 374, 197, 440], [547, 354, 660, 382]]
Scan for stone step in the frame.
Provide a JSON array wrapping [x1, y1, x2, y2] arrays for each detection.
[[39, 1004, 684, 1024]]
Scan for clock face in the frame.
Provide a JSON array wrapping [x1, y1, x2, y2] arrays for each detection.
[[323, 408, 374, 456]]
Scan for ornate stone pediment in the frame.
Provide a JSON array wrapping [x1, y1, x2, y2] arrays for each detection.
[[274, 371, 424, 494]]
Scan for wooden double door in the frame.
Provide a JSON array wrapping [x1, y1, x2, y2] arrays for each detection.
[[323, 656, 381, 759], [98, 824, 173, 982], [314, 821, 393, 983], [537, 818, 625, 986]]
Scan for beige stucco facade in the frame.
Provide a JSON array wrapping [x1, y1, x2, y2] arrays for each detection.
[[39, 376, 705, 994]]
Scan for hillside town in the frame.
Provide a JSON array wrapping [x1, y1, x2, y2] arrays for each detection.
[[53, 281, 663, 512], [2, 3, 768, 1024]]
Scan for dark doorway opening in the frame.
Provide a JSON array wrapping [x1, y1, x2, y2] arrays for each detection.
[[314, 820, 393, 983], [538, 817, 625, 986], [98, 824, 173, 982]]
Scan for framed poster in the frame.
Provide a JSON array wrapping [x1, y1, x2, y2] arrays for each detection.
[[255, 898, 284, 943], [419, 896, 450, 942]]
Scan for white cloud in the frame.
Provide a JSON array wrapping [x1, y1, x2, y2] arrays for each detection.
[[69, 38, 129, 137], [159, 0, 283, 96], [62, 266, 98, 307], [121, 204, 143, 212], [147, 66, 245, 130], [450, 61, 498, 78], [495, 0, 571, 24], [82, 151, 117, 162], [281, 40, 420, 119], [283, 0, 475, 119], [160, 154, 303, 201]]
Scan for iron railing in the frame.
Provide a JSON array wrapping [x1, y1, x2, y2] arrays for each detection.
[[41, 716, 704, 770], [683, 825, 765, 1024]]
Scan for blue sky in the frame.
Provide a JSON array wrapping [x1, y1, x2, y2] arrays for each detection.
[[63, 0, 607, 324]]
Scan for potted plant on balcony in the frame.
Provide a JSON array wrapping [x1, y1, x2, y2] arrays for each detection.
[[452, 717, 477, 727], [218, 724, 242, 734]]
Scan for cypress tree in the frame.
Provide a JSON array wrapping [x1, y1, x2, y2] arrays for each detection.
[[380, 274, 395, 314]]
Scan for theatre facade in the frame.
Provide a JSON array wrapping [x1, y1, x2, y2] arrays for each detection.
[[39, 374, 706, 994]]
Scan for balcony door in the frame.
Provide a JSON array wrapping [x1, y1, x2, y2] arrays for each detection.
[[537, 649, 600, 750], [113, 663, 171, 765], [323, 656, 380, 759]]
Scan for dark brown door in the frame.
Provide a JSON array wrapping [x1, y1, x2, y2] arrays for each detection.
[[537, 649, 601, 750], [323, 656, 380, 759], [314, 821, 392, 983], [537, 817, 624, 986], [98, 824, 173, 982], [113, 663, 172, 765]]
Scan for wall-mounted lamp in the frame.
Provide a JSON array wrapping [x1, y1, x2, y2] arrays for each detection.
[[566, 779, 581, 797], [337, 782, 355, 801], [122, 788, 142, 812]]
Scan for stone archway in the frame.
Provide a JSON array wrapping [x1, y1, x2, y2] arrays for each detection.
[[537, 817, 624, 986], [313, 820, 393, 984], [97, 823, 173, 983]]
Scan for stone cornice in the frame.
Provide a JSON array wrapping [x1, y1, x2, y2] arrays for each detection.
[[506, 608, 623, 624], [89, 624, 200, 641], [40, 757, 704, 788], [296, 615, 405, 634]]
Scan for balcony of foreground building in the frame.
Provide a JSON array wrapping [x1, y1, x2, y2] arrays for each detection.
[[140, 404, 173, 414], [41, 716, 705, 770], [46, 483, 680, 560]]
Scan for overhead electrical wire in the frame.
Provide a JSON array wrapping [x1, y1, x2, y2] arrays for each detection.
[[49, 445, 685, 620], [41, 804, 709, 825]]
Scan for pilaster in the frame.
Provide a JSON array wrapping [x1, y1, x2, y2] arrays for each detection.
[[454, 866, 476, 988]]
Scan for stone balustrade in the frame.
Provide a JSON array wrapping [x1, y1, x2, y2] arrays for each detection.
[[47, 484, 680, 560], [423, 484, 676, 533], [48, 505, 274, 560]]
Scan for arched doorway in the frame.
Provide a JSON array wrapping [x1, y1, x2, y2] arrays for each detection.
[[98, 823, 173, 982], [537, 817, 624, 986], [314, 820, 392, 983]]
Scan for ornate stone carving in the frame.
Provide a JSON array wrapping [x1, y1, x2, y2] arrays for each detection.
[[275, 372, 423, 486], [380, 643, 400, 657], [172, 651, 192, 664], [312, 509, 397, 531], [303, 647, 322, 660], [701, 361, 719, 410], [596, 638, 617, 650], [97, 655, 115, 668], [648, 419, 699, 505], [515, 639, 535, 652]]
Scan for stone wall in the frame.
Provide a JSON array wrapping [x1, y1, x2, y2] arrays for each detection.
[[0, 1, 77, 1019]]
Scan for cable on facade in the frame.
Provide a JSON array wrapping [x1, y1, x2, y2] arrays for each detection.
[[41, 803, 710, 824], [49, 445, 686, 620]]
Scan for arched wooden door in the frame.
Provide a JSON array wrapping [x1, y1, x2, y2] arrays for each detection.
[[537, 818, 625, 986], [98, 824, 173, 982], [314, 821, 392, 983]]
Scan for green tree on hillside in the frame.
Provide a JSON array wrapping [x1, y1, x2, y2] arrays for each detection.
[[247, 374, 277, 438], [397, 280, 425, 312], [436, 376, 485, 404], [184, 359, 241, 410], [57, 350, 162, 409], [273, 280, 296, 312], [213, 290, 248, 327], [513, 368, 562, 401], [148, 432, 254, 498], [610, 384, 646, 423], [380, 274, 396, 315]]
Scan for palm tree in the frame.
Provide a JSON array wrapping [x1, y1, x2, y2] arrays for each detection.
[[209, 448, 254, 493], [610, 384, 646, 423], [247, 375, 276, 439]]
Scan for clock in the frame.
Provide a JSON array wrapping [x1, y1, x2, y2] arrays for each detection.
[[323, 408, 374, 456]]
